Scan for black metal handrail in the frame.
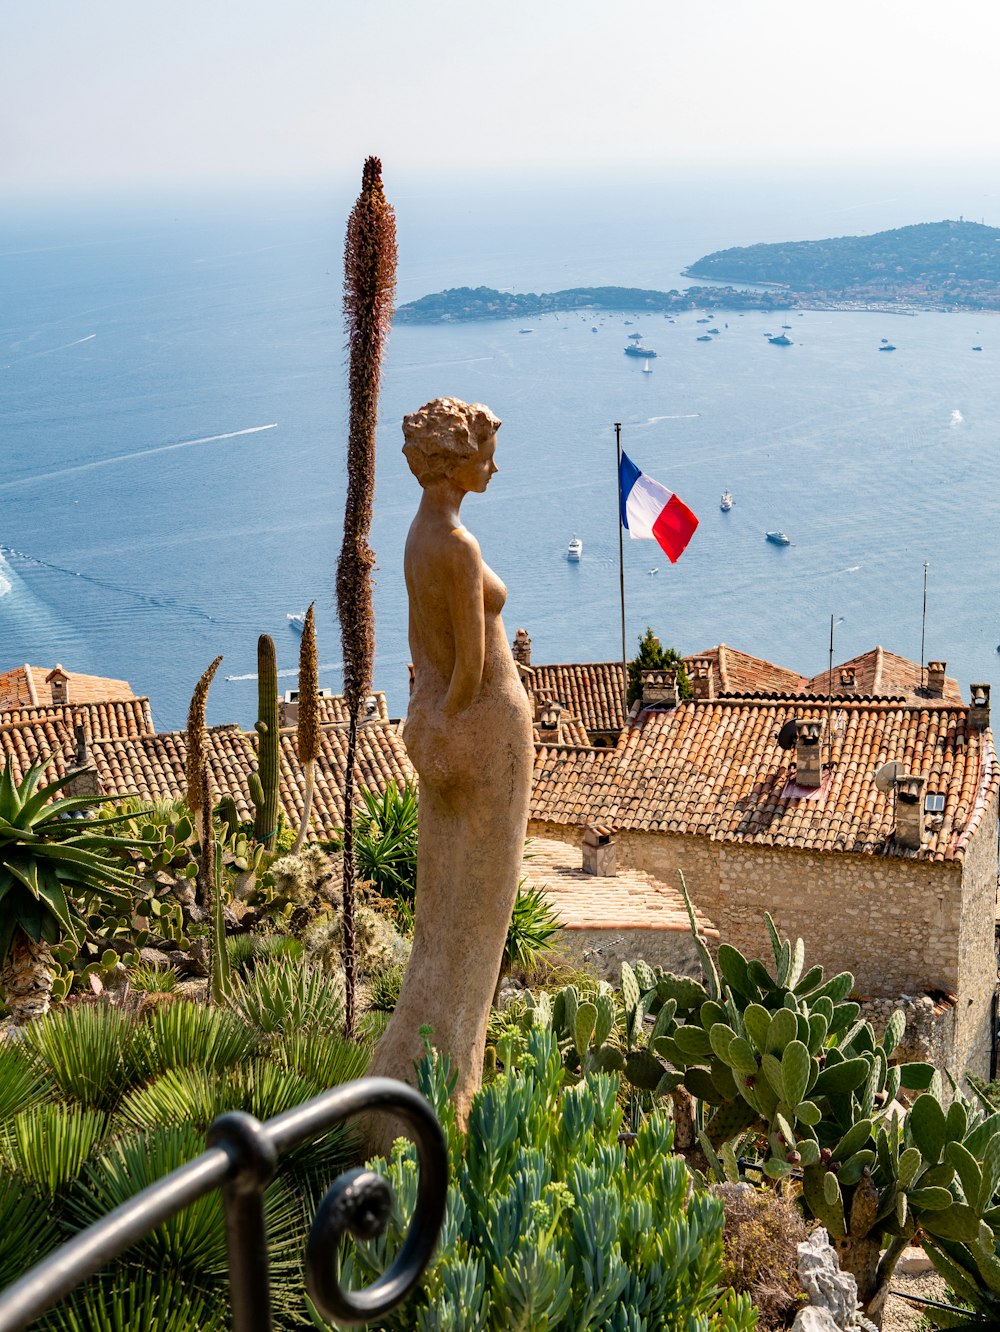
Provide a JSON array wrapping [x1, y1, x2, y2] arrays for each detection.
[[0, 1076, 449, 1332]]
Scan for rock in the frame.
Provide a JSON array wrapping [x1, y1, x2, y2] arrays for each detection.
[[896, 1246, 933, 1275], [139, 946, 171, 968], [797, 1227, 867, 1330], [791, 1308, 841, 1332]]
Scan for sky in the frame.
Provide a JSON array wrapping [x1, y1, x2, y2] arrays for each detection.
[[4, 1, 1000, 197]]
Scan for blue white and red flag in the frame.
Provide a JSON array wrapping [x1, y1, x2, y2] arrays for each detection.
[[619, 451, 698, 563]]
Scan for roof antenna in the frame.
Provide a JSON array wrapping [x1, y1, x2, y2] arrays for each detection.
[[919, 561, 929, 694], [827, 615, 843, 768]]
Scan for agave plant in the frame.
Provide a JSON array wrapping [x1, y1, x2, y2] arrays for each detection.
[[0, 758, 139, 1023], [354, 780, 418, 905]]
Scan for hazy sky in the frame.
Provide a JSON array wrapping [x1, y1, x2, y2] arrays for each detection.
[[4, 1, 999, 195]]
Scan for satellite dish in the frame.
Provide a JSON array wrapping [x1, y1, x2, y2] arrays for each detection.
[[874, 761, 902, 793], [777, 719, 798, 750]]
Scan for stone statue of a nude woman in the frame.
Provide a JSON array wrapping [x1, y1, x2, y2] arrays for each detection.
[[366, 397, 534, 1133]]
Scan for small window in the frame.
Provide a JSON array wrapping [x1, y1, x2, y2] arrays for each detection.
[[924, 792, 945, 813]]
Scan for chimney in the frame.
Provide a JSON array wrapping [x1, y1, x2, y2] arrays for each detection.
[[536, 697, 563, 744], [279, 689, 299, 728], [641, 668, 678, 708], [279, 687, 333, 729], [926, 661, 946, 699], [690, 658, 715, 701], [795, 718, 824, 788], [895, 773, 926, 850], [838, 667, 857, 693], [582, 824, 617, 876], [512, 628, 532, 668], [46, 665, 70, 705], [62, 722, 102, 799], [969, 683, 991, 731]]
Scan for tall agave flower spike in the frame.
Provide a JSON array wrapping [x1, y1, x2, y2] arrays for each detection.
[[337, 157, 397, 1036], [291, 603, 319, 854], [185, 655, 222, 817]]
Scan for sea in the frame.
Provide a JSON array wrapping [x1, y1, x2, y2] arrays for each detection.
[[2, 166, 999, 731]]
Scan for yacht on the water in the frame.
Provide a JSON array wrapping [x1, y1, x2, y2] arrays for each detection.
[[720, 491, 733, 511], [567, 536, 583, 562]]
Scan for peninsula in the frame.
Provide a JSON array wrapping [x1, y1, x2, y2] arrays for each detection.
[[394, 221, 1000, 323], [683, 220, 1000, 309]]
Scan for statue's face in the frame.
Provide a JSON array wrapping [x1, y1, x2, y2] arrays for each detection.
[[451, 432, 498, 494]]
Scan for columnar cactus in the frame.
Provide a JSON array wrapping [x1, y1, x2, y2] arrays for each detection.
[[250, 633, 280, 845]]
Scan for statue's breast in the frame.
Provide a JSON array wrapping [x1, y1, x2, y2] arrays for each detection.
[[482, 561, 507, 614]]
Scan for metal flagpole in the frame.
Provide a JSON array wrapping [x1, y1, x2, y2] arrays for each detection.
[[615, 422, 627, 712]]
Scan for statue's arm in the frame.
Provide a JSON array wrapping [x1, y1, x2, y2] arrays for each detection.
[[443, 531, 485, 715]]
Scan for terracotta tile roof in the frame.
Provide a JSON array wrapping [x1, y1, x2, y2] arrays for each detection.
[[0, 698, 154, 741], [803, 648, 964, 705], [531, 699, 996, 863], [525, 662, 626, 736], [531, 745, 621, 826], [90, 725, 254, 811], [275, 724, 414, 838], [532, 715, 593, 748], [520, 837, 718, 936], [0, 699, 156, 783], [0, 664, 136, 710], [686, 645, 808, 696], [310, 692, 392, 725], [84, 719, 414, 842]]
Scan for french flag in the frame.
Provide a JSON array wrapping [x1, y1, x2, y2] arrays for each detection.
[[619, 451, 698, 563]]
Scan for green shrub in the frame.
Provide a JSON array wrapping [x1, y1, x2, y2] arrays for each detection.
[[715, 1184, 807, 1332]]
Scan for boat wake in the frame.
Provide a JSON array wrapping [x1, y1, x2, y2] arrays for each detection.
[[642, 414, 701, 426], [0, 544, 218, 623], [0, 424, 278, 493], [226, 665, 338, 683]]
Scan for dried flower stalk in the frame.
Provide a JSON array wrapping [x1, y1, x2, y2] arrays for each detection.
[[337, 156, 397, 1037], [185, 655, 222, 815], [291, 602, 319, 854]]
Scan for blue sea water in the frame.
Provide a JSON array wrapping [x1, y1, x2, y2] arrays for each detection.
[[2, 172, 998, 730]]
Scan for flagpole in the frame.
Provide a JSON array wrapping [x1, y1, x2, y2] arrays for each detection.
[[615, 422, 627, 714]]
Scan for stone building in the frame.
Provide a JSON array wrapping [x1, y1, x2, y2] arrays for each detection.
[[526, 647, 998, 1083]]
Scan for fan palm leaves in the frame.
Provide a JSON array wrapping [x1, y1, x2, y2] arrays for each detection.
[[0, 757, 139, 1022]]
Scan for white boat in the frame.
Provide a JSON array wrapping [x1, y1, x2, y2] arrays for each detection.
[[642, 360, 653, 373], [567, 537, 583, 562], [765, 531, 790, 546], [720, 490, 733, 511], [287, 612, 306, 633]]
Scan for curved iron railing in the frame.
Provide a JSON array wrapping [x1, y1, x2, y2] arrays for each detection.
[[0, 1076, 449, 1332]]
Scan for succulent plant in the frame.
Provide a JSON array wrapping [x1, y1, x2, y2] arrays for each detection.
[[342, 1028, 756, 1332], [250, 633, 281, 847]]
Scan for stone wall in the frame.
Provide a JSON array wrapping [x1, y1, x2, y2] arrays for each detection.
[[951, 785, 999, 1082], [715, 844, 963, 999], [549, 927, 705, 985], [530, 804, 999, 1082], [860, 994, 955, 1077]]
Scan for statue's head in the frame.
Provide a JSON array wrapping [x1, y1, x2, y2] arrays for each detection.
[[402, 397, 501, 486]]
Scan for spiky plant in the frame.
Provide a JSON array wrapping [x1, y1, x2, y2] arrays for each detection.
[[291, 602, 319, 854], [337, 155, 397, 1036], [0, 758, 138, 1023], [184, 655, 222, 816]]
